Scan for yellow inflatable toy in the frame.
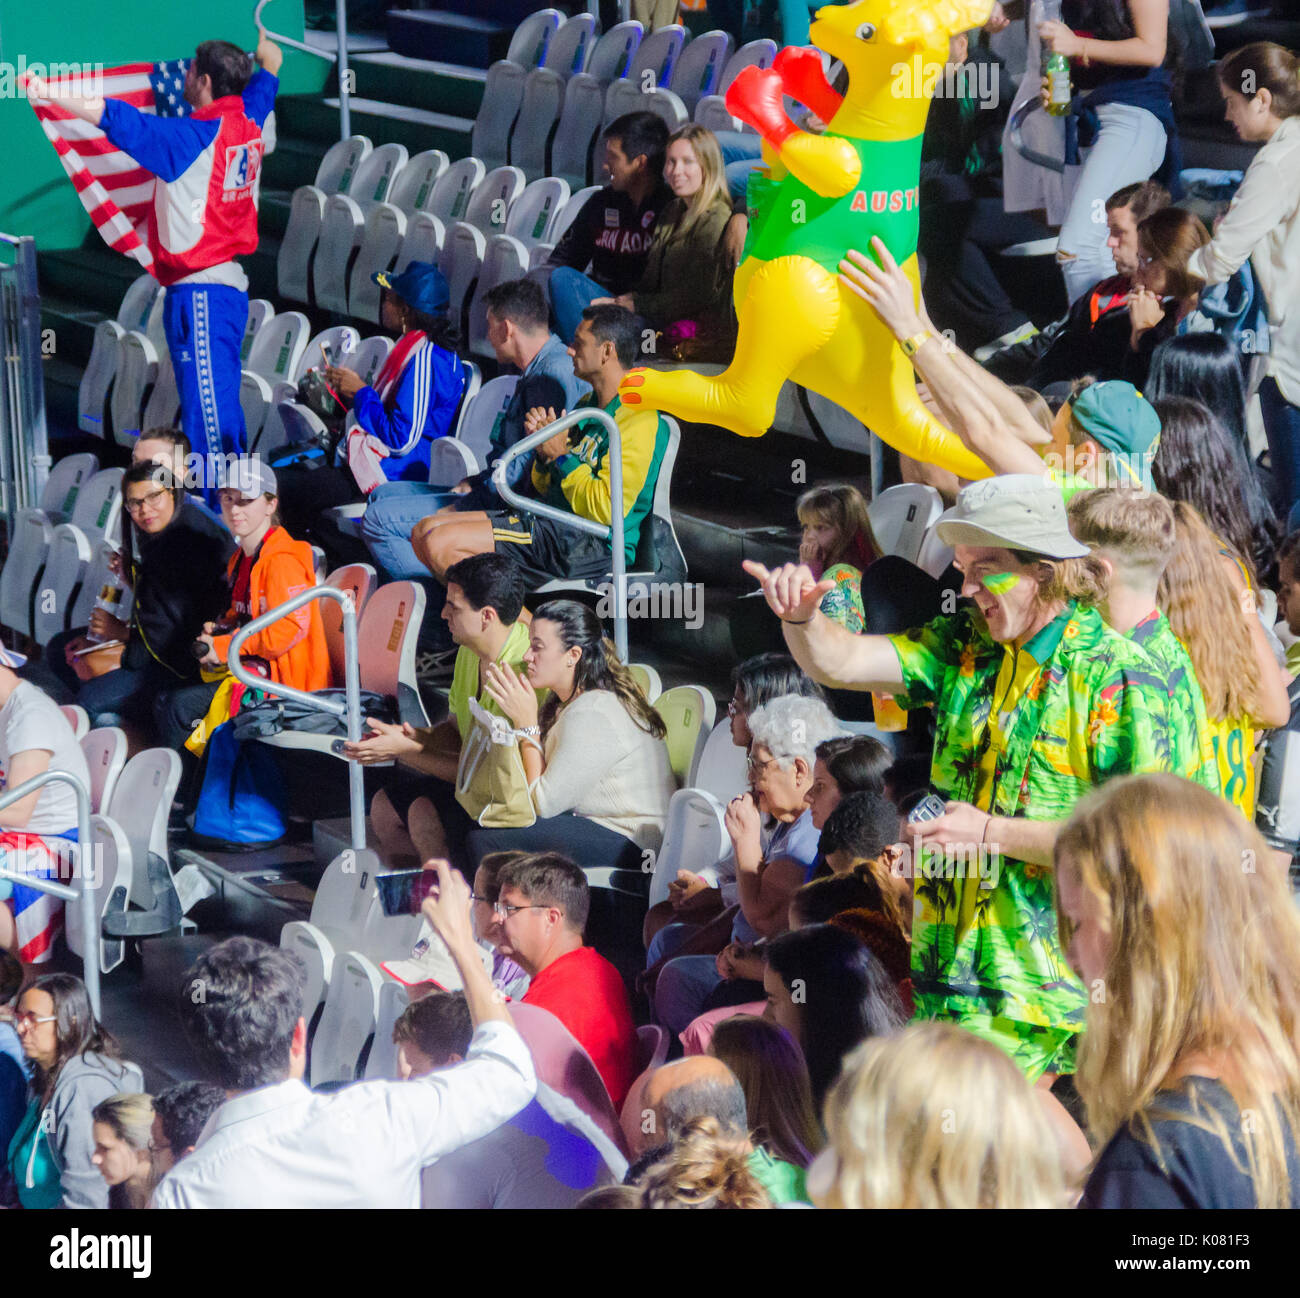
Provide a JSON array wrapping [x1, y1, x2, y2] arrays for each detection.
[[620, 0, 994, 480]]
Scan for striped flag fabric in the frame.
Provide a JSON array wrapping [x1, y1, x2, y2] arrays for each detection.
[[27, 59, 191, 274]]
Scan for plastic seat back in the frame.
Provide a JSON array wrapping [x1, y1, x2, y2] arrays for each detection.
[[867, 484, 944, 566], [240, 299, 275, 364], [690, 719, 747, 803], [357, 581, 428, 726], [69, 468, 124, 543], [462, 165, 525, 238], [296, 327, 361, 384], [61, 705, 90, 741], [468, 236, 529, 357], [110, 332, 159, 447], [425, 156, 485, 227], [277, 187, 326, 304], [315, 135, 373, 194], [628, 24, 686, 88], [34, 525, 92, 645], [668, 29, 734, 114], [348, 142, 408, 207], [504, 176, 571, 248], [140, 348, 180, 432], [106, 748, 180, 909], [506, 8, 561, 68], [512, 69, 566, 182], [66, 813, 132, 975], [344, 336, 394, 389], [78, 319, 125, 437], [388, 149, 449, 214], [440, 222, 487, 340], [627, 662, 663, 702], [246, 310, 310, 385], [394, 211, 445, 276], [455, 375, 518, 468], [648, 787, 729, 908], [0, 510, 52, 637], [40, 453, 98, 522], [587, 21, 643, 84], [314, 194, 366, 314], [544, 12, 598, 77], [80, 726, 128, 814], [428, 437, 478, 489], [719, 37, 778, 93], [472, 62, 527, 171], [348, 204, 408, 323], [653, 684, 716, 787], [322, 563, 377, 686], [603, 79, 687, 131], [552, 77, 607, 188]]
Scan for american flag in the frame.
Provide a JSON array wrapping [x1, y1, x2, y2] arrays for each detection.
[[28, 59, 191, 274]]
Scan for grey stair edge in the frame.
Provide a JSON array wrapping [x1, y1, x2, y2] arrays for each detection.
[[389, 8, 514, 34], [321, 97, 474, 130], [350, 50, 488, 82]]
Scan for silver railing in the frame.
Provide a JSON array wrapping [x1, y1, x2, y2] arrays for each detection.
[[0, 233, 50, 538], [227, 584, 365, 850], [492, 408, 630, 660], [255, 0, 351, 140], [0, 770, 96, 1017]]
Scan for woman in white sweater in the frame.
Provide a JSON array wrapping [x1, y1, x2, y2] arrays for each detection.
[[469, 600, 676, 875], [1186, 42, 1300, 526]]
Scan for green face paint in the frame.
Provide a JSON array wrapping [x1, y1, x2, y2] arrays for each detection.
[[981, 572, 1021, 596]]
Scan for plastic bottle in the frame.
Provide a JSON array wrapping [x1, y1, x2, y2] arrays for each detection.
[[1045, 49, 1073, 116], [85, 579, 124, 644]]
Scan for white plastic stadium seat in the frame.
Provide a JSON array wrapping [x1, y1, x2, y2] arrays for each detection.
[[439, 222, 488, 340], [0, 511, 52, 638], [454, 361, 482, 440], [309, 950, 386, 1086], [690, 719, 748, 803], [106, 748, 181, 910], [668, 29, 734, 114], [552, 75, 608, 188], [627, 662, 663, 702], [316, 134, 375, 195], [627, 24, 686, 89], [139, 348, 180, 434], [586, 21, 643, 84], [347, 204, 408, 323], [78, 276, 159, 437], [472, 61, 527, 172], [70, 539, 130, 633], [424, 156, 486, 229], [321, 563, 377, 686], [604, 79, 687, 131], [66, 813, 133, 976], [39, 453, 98, 523], [393, 211, 445, 277], [241, 372, 275, 451], [388, 149, 449, 214], [60, 705, 90, 740], [239, 299, 276, 364], [504, 176, 570, 249], [550, 185, 601, 245], [512, 68, 567, 182], [344, 336, 395, 389], [427, 437, 479, 489], [294, 327, 362, 387], [454, 375, 518, 467], [245, 310, 310, 386], [460, 165, 525, 239], [506, 8, 562, 68], [468, 236, 530, 357], [695, 94, 743, 134], [719, 38, 778, 93], [653, 684, 716, 788], [365, 978, 410, 1080], [33, 526, 92, 646], [915, 524, 956, 580], [544, 12, 598, 78], [110, 331, 160, 448], [80, 726, 128, 815], [867, 484, 944, 567], [646, 788, 729, 907]]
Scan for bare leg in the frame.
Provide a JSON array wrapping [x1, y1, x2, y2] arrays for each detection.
[[407, 796, 451, 863], [411, 514, 495, 581], [370, 789, 420, 871]]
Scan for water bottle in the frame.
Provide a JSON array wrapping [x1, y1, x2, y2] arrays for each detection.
[[1045, 50, 1073, 116]]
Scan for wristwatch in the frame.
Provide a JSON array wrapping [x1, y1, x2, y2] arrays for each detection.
[[899, 331, 931, 358]]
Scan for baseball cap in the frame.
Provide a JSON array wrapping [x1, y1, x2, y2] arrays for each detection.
[[0, 645, 27, 670], [219, 457, 277, 498], [372, 260, 450, 317], [1070, 381, 1161, 462], [935, 474, 1091, 559]]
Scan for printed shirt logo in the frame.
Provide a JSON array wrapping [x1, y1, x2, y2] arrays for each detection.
[[849, 186, 920, 214], [604, 208, 619, 228], [223, 141, 263, 195]]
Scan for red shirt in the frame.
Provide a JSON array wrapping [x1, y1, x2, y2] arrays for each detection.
[[523, 946, 637, 1109]]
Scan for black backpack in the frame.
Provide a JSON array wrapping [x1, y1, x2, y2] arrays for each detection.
[[229, 689, 398, 741]]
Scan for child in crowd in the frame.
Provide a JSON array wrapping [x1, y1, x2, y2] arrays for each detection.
[[796, 484, 878, 633]]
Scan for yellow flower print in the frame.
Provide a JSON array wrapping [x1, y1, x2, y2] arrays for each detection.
[[1088, 697, 1119, 743], [1063, 620, 1080, 640], [959, 643, 977, 677]]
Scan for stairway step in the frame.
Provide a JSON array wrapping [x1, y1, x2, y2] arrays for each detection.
[[349, 51, 486, 119], [386, 8, 515, 68], [276, 94, 474, 160]]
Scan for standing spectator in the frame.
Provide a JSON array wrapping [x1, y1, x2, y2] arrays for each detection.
[[465, 601, 675, 873], [763, 924, 906, 1110], [1059, 774, 1300, 1208], [91, 1092, 155, 1209], [812, 1022, 1071, 1208], [393, 991, 625, 1209], [1039, 0, 1177, 304], [7, 973, 143, 1209], [744, 474, 1177, 1079], [0, 650, 92, 964], [34, 35, 283, 473], [1186, 43, 1300, 523], [493, 853, 637, 1110], [593, 125, 737, 361], [796, 484, 879, 633], [152, 863, 536, 1208], [543, 113, 671, 343], [149, 1081, 226, 1178]]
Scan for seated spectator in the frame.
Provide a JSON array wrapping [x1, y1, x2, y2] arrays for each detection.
[[393, 990, 624, 1208], [91, 1092, 155, 1209], [152, 865, 536, 1208], [764, 923, 906, 1110], [1277, 532, 1300, 679], [1059, 775, 1300, 1208], [46, 463, 233, 739], [811, 1022, 1071, 1208], [149, 1080, 226, 1179], [651, 695, 840, 1036], [465, 601, 675, 874], [1067, 489, 1220, 794], [346, 554, 538, 872], [637, 1115, 772, 1209], [131, 426, 220, 521], [1146, 333, 1254, 470], [359, 278, 591, 582], [492, 853, 636, 1110], [827, 907, 916, 1017], [7, 973, 143, 1209], [986, 181, 1170, 387], [796, 484, 879, 633], [632, 1055, 792, 1205], [412, 305, 671, 590], [592, 125, 736, 362], [1159, 502, 1292, 816], [276, 261, 465, 563], [1151, 395, 1280, 587], [162, 458, 330, 769], [818, 791, 906, 879], [542, 112, 671, 344], [805, 733, 892, 831], [707, 1015, 823, 1193], [0, 650, 92, 964]]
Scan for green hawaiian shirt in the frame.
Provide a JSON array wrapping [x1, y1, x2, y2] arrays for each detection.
[[887, 603, 1177, 1065], [1129, 611, 1221, 796]]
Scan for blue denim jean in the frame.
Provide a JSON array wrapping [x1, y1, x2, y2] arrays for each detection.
[[359, 480, 458, 582], [549, 267, 608, 345], [1260, 377, 1300, 522]]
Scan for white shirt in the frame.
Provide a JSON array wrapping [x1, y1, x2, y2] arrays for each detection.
[[0, 682, 92, 836], [1187, 115, 1300, 405], [150, 1021, 535, 1209]]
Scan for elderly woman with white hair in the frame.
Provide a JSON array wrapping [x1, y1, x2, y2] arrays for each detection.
[[652, 694, 843, 1036]]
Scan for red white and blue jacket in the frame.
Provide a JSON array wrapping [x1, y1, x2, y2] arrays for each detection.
[[100, 70, 277, 287]]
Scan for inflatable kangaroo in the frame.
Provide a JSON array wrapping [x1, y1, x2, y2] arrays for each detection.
[[620, 0, 994, 479]]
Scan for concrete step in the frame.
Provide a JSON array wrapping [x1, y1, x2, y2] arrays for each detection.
[[386, 8, 516, 69], [276, 94, 474, 160], [349, 50, 486, 120]]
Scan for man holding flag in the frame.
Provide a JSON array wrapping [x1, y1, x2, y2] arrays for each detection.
[[29, 31, 283, 476]]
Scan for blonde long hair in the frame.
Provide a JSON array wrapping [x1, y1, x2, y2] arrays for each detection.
[[819, 1022, 1068, 1209], [666, 125, 728, 236], [638, 1116, 772, 1209], [1156, 501, 1262, 722], [796, 483, 879, 571], [1055, 774, 1300, 1209], [91, 1092, 155, 1154]]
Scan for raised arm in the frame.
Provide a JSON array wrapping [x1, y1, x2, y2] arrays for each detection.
[[741, 560, 905, 692]]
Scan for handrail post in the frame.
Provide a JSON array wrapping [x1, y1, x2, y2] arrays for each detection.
[[0, 770, 96, 1019], [491, 408, 629, 661], [334, 0, 351, 140], [227, 585, 366, 851]]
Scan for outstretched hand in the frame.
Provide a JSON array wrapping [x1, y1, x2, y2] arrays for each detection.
[[741, 560, 833, 625], [419, 858, 476, 957], [839, 238, 926, 342]]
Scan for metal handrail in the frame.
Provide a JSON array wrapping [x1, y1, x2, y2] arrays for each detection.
[[227, 584, 366, 851], [492, 408, 629, 660], [255, 0, 351, 140], [0, 771, 96, 1018]]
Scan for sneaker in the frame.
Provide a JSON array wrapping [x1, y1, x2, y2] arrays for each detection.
[[974, 322, 1040, 364]]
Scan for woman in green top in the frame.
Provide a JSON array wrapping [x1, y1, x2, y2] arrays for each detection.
[[796, 483, 879, 634], [593, 125, 736, 361]]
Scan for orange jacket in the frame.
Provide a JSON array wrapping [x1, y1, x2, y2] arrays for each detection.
[[211, 527, 331, 693]]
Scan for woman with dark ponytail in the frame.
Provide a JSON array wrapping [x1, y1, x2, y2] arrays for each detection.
[[469, 600, 676, 874]]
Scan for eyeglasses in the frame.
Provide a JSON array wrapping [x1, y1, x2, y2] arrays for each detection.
[[747, 754, 776, 775], [123, 487, 170, 514], [14, 1011, 56, 1028], [493, 900, 553, 919]]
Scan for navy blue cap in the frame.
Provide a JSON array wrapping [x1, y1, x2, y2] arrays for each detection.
[[371, 261, 450, 316]]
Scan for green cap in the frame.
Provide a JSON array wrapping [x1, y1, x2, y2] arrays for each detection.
[[1070, 381, 1161, 485]]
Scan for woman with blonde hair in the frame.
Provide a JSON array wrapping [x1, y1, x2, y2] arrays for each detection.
[[90, 1091, 156, 1210], [595, 124, 736, 360], [796, 484, 879, 633], [638, 1115, 772, 1210], [1158, 501, 1291, 815], [1056, 773, 1300, 1208], [810, 1021, 1070, 1209]]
